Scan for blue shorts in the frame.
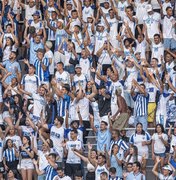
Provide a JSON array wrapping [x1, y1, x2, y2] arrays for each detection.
[[154, 152, 166, 158]]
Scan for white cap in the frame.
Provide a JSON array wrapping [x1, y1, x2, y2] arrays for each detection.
[[162, 165, 172, 171], [28, 104, 33, 111], [146, 4, 153, 12], [45, 41, 52, 49], [57, 19, 64, 24]]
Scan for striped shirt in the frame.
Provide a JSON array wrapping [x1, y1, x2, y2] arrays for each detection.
[[3, 148, 17, 162], [44, 165, 57, 180], [133, 92, 149, 117], [56, 94, 70, 117], [34, 58, 50, 82], [48, 20, 57, 41], [110, 139, 129, 153]]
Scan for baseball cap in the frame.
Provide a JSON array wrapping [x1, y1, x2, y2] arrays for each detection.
[[75, 64, 82, 69], [134, 51, 141, 55], [66, 0, 72, 5], [162, 165, 172, 171], [146, 4, 153, 12], [36, 48, 45, 53], [57, 19, 64, 24], [32, 11, 40, 16], [45, 41, 52, 49]]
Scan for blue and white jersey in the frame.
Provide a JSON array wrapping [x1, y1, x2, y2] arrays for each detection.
[[48, 20, 57, 41], [95, 164, 109, 180], [29, 38, 44, 64], [56, 94, 71, 117], [34, 57, 50, 82], [44, 165, 57, 180], [110, 139, 129, 154], [55, 29, 67, 51], [21, 74, 40, 95], [73, 74, 87, 92], [20, 146, 32, 159], [129, 132, 151, 157], [2, 60, 21, 85], [29, 20, 43, 33], [97, 129, 111, 152], [3, 148, 17, 162], [133, 92, 149, 117]]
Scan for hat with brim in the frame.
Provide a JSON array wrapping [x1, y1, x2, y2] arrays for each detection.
[[36, 48, 45, 53], [162, 165, 172, 171], [75, 64, 82, 69], [45, 41, 53, 49], [146, 4, 153, 12], [32, 11, 40, 16], [57, 19, 64, 24]]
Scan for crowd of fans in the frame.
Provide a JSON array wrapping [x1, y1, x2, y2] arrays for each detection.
[[0, 0, 175, 179]]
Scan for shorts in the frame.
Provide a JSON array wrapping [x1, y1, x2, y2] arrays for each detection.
[[2, 111, 11, 119], [154, 152, 166, 158], [20, 159, 34, 170], [148, 102, 156, 123]]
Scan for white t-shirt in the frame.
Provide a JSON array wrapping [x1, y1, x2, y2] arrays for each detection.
[[98, 50, 111, 65], [135, 1, 148, 24], [5, 135, 22, 150], [162, 2, 172, 16], [135, 40, 147, 59], [95, 164, 109, 180], [158, 173, 175, 180], [145, 82, 158, 102], [73, 97, 89, 121], [163, 16, 176, 39], [32, 93, 46, 118], [50, 126, 65, 160], [73, 74, 87, 92], [37, 150, 49, 171], [53, 175, 72, 180], [21, 74, 40, 98], [30, 20, 43, 33], [44, 50, 54, 75], [79, 58, 91, 80], [66, 140, 82, 164], [82, 6, 94, 22], [24, 5, 36, 20], [117, 1, 129, 21], [152, 133, 168, 153], [143, 13, 161, 39], [151, 42, 164, 65], [55, 71, 71, 87]]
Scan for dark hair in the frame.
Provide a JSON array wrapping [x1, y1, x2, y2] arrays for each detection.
[[4, 139, 13, 150], [98, 153, 106, 160], [49, 153, 57, 159], [29, 64, 36, 70], [55, 116, 64, 125], [154, 34, 160, 38], [152, 57, 159, 62], [57, 167, 64, 171], [127, 145, 138, 163], [135, 123, 145, 135], [3, 37, 14, 51], [63, 83, 70, 92], [111, 144, 119, 155], [70, 129, 78, 134], [71, 9, 77, 13], [126, 5, 133, 11], [74, 170, 83, 177], [155, 124, 165, 133], [109, 167, 116, 173], [140, 83, 146, 89], [133, 161, 141, 170], [23, 135, 31, 146], [112, 129, 120, 137], [100, 171, 108, 177], [166, 6, 172, 11], [57, 61, 64, 67]]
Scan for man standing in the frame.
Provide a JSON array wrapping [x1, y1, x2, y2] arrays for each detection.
[[131, 79, 149, 131]]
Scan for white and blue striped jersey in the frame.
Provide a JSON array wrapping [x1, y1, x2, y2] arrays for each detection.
[[44, 165, 58, 180], [110, 139, 129, 154], [55, 29, 67, 51], [56, 94, 71, 117], [0, 83, 2, 103], [3, 148, 17, 162], [132, 93, 149, 117], [29, 38, 44, 64], [21, 74, 40, 95], [48, 20, 57, 41], [34, 57, 50, 82]]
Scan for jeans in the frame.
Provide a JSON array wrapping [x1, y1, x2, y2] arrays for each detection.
[[134, 115, 148, 130], [38, 174, 46, 180]]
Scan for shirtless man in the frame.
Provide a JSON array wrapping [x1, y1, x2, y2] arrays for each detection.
[[111, 88, 129, 130]]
